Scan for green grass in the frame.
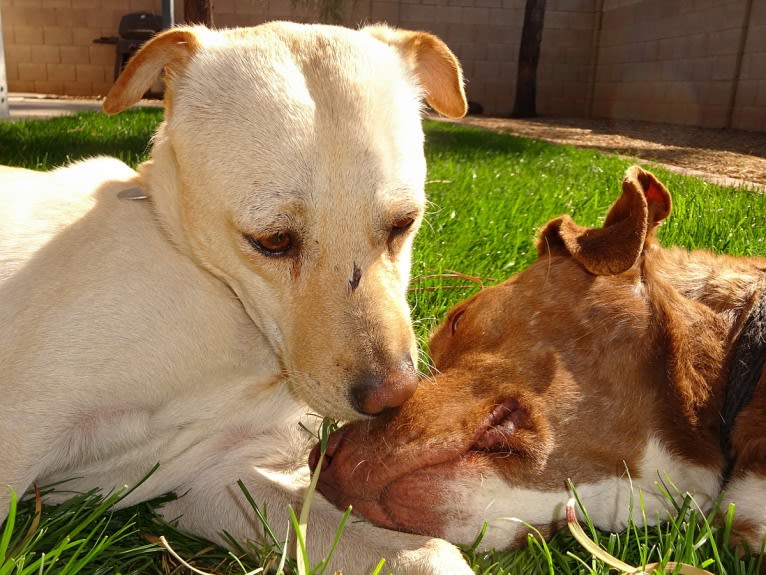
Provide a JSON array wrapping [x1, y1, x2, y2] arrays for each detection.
[[2, 110, 766, 574]]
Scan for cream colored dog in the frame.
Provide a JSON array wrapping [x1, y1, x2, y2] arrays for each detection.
[[0, 22, 471, 574]]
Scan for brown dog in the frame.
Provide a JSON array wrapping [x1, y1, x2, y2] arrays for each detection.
[[314, 166, 766, 553]]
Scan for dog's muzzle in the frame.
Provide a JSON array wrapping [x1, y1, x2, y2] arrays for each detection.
[[350, 354, 418, 415]]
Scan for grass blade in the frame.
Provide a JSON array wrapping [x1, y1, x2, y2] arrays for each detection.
[[0, 488, 17, 565]]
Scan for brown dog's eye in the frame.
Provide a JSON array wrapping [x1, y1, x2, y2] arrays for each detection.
[[246, 231, 295, 257], [450, 307, 466, 334]]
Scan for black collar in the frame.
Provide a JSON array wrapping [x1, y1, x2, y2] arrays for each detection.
[[720, 289, 766, 481]]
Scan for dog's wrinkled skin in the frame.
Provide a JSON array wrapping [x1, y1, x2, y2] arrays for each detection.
[[0, 22, 473, 574], [315, 166, 766, 553]]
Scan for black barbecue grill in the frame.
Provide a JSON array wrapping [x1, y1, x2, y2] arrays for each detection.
[[94, 12, 164, 81]]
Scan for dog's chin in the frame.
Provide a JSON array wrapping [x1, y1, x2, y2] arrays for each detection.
[[286, 376, 361, 422], [366, 463, 461, 537], [315, 454, 480, 540], [311, 425, 490, 539], [312, 400, 363, 424]]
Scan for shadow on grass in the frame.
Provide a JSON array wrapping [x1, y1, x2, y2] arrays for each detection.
[[2, 112, 551, 172], [0, 108, 164, 169], [425, 119, 553, 160]]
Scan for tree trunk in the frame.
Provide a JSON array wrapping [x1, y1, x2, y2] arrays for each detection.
[[184, 0, 215, 26], [512, 0, 547, 118]]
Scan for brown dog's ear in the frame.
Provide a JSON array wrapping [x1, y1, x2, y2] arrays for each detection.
[[103, 28, 201, 115], [605, 165, 672, 232], [364, 25, 467, 119], [537, 166, 672, 276]]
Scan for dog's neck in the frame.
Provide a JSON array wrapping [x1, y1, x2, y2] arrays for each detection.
[[642, 244, 766, 475], [135, 123, 192, 257], [649, 244, 766, 322]]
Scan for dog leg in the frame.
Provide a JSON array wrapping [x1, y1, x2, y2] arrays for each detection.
[[721, 474, 766, 551], [0, 439, 41, 525]]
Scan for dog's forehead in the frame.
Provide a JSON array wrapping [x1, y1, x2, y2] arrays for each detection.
[[173, 26, 424, 156], [176, 24, 421, 126]]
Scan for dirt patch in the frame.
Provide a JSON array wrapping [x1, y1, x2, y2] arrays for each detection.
[[454, 116, 766, 192]]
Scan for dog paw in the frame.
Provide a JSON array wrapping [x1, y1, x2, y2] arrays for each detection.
[[390, 538, 475, 575]]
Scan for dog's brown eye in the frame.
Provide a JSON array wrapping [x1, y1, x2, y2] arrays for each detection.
[[450, 307, 466, 334], [246, 231, 295, 257], [391, 216, 415, 235], [387, 216, 415, 250]]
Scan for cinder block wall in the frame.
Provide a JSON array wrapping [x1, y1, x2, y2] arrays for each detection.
[[0, 0, 172, 97], [589, 0, 765, 131], [210, 0, 528, 116], [726, 0, 765, 131], [536, 0, 600, 118], [1, 0, 763, 131]]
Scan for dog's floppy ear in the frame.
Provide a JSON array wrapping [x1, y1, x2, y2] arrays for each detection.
[[103, 28, 201, 115], [537, 166, 672, 276], [605, 166, 672, 232], [364, 25, 467, 119]]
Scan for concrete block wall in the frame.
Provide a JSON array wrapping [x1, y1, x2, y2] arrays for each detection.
[[591, 0, 764, 130], [731, 0, 766, 132], [1, 0, 763, 131], [0, 7, 7, 117], [536, 0, 599, 118], [210, 0, 526, 117], [0, 0, 177, 97]]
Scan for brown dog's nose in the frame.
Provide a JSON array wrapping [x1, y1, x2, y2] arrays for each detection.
[[351, 356, 418, 415]]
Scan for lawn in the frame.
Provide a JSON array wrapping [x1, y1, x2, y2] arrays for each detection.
[[1, 109, 766, 574]]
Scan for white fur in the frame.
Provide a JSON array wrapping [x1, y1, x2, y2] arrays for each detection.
[[443, 437, 721, 548], [0, 23, 469, 575], [722, 473, 766, 541]]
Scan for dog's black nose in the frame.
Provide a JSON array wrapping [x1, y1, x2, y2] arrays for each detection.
[[351, 356, 418, 416]]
